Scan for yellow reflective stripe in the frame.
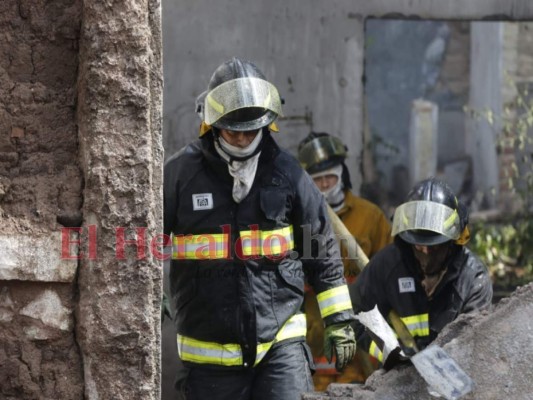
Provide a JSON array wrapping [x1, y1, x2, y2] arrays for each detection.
[[401, 206, 409, 226], [177, 336, 242, 366], [206, 92, 224, 114], [443, 209, 458, 229], [240, 226, 294, 256], [316, 285, 352, 318], [275, 313, 307, 342], [254, 313, 307, 366], [177, 314, 307, 367], [172, 233, 228, 260], [171, 226, 294, 259], [401, 314, 429, 337], [255, 342, 273, 366], [369, 341, 383, 362]]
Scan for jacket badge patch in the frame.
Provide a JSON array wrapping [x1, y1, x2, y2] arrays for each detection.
[[398, 277, 415, 293], [192, 193, 213, 210]]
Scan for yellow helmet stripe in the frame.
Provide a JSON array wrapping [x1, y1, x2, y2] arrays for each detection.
[[443, 209, 458, 230], [206, 93, 224, 114]]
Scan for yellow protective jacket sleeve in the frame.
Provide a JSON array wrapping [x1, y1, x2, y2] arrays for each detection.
[[337, 191, 392, 262]]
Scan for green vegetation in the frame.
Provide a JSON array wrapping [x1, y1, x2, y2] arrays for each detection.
[[468, 219, 533, 297], [465, 78, 533, 299]]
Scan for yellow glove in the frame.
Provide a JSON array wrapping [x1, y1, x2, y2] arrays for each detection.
[[324, 323, 356, 371]]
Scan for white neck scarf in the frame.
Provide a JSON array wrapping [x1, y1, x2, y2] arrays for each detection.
[[215, 131, 263, 203], [219, 130, 263, 158]]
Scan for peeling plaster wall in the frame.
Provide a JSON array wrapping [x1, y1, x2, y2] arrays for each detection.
[[0, 283, 83, 399], [0, 0, 83, 234], [0, 1, 84, 398], [1, 0, 163, 399]]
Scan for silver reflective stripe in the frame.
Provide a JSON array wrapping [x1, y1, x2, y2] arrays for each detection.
[[177, 336, 242, 366], [254, 313, 307, 366], [275, 313, 307, 341], [255, 340, 275, 367], [402, 314, 430, 337], [317, 285, 352, 318], [177, 313, 307, 367]]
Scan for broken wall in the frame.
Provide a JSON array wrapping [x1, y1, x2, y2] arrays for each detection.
[[1, 0, 163, 399], [162, 0, 533, 198], [0, 1, 84, 398]]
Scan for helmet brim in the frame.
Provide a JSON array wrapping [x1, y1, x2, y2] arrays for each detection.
[[298, 135, 347, 173], [204, 77, 282, 127], [211, 109, 278, 131], [399, 230, 451, 246], [391, 200, 461, 241]]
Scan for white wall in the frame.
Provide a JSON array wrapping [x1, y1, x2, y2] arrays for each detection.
[[162, 0, 533, 195], [162, 0, 367, 189]]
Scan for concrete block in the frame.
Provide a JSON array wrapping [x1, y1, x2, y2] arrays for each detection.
[[19, 289, 72, 332], [0, 233, 77, 282]]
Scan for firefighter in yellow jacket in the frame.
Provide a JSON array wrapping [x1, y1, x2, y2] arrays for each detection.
[[298, 132, 392, 390]]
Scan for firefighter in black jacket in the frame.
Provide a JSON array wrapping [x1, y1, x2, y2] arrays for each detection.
[[349, 178, 492, 365], [164, 58, 356, 399]]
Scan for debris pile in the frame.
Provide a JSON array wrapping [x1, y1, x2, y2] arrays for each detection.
[[303, 283, 533, 400]]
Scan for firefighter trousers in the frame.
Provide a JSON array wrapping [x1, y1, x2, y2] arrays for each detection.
[[181, 341, 315, 400]]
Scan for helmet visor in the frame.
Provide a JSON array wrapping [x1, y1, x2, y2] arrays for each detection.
[[392, 200, 461, 241], [204, 77, 283, 127], [298, 136, 347, 171]]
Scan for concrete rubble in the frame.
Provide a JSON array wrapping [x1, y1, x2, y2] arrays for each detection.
[[303, 283, 533, 400]]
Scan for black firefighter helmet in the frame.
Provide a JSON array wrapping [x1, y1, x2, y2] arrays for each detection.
[[392, 177, 469, 246], [196, 58, 283, 133], [297, 132, 352, 190]]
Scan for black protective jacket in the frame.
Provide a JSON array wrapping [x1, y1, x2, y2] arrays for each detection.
[[349, 238, 492, 359], [164, 131, 355, 368]]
